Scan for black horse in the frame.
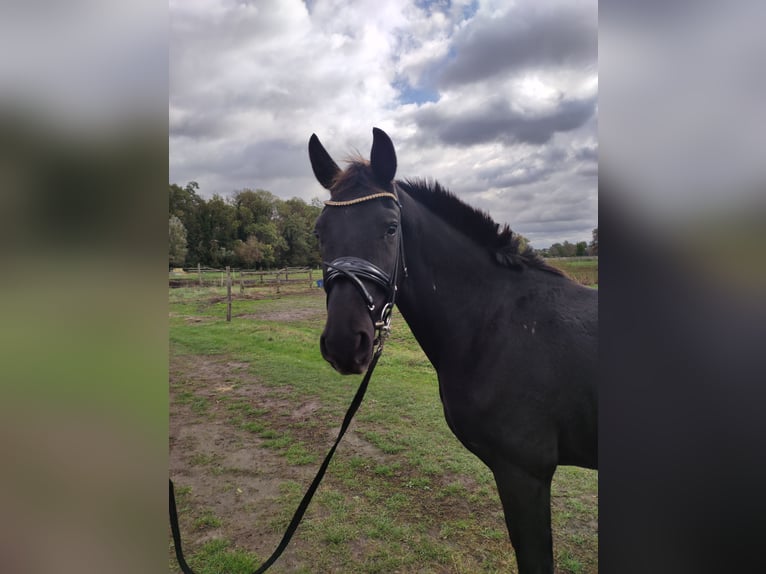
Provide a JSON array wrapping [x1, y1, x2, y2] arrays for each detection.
[[309, 128, 597, 574]]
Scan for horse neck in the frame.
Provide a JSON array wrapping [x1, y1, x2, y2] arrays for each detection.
[[395, 192, 521, 369]]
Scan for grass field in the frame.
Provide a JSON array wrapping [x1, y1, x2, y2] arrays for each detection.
[[544, 258, 598, 287], [169, 281, 598, 573]]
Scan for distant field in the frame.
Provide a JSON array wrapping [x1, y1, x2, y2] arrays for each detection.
[[544, 257, 598, 286], [169, 281, 597, 573]]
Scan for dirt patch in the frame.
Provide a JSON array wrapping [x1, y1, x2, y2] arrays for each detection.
[[290, 400, 320, 420], [170, 355, 308, 567], [169, 354, 389, 571], [238, 307, 325, 323]]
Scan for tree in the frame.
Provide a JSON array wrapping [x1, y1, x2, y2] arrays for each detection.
[[234, 236, 270, 268], [589, 227, 598, 256], [233, 189, 278, 236], [548, 241, 577, 257], [170, 182, 324, 268], [515, 233, 531, 254], [169, 215, 188, 267], [169, 181, 201, 219], [194, 194, 238, 266], [169, 182, 205, 265], [231, 189, 285, 267], [576, 241, 588, 256], [276, 197, 323, 266]]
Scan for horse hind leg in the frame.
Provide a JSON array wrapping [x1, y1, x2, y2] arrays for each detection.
[[492, 463, 554, 574]]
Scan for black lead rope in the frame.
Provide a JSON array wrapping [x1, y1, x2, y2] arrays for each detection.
[[171, 187, 405, 573], [169, 344, 384, 574]]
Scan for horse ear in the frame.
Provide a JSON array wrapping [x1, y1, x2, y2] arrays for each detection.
[[308, 133, 340, 190], [370, 127, 397, 185]]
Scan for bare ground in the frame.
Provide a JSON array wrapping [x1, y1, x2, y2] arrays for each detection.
[[169, 353, 397, 572]]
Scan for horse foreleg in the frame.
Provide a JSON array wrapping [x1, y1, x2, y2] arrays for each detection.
[[492, 463, 554, 574]]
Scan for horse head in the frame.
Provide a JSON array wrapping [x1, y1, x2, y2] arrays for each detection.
[[309, 128, 404, 374]]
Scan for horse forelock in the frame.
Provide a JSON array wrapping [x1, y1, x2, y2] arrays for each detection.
[[329, 158, 394, 202]]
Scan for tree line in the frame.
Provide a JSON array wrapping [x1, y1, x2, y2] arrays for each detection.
[[169, 182, 323, 269], [536, 230, 597, 258], [169, 181, 598, 268]]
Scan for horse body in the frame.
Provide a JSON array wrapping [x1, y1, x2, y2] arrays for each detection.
[[309, 128, 597, 574], [394, 194, 597, 469]]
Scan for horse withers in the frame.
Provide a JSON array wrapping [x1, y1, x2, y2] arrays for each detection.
[[309, 128, 597, 574]]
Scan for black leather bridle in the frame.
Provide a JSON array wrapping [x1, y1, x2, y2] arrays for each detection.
[[322, 187, 407, 346]]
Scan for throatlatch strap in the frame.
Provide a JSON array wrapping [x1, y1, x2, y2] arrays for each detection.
[[169, 347, 382, 574]]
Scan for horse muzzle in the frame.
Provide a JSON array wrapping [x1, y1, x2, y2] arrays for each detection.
[[320, 326, 373, 375], [320, 281, 376, 373], [320, 257, 394, 374]]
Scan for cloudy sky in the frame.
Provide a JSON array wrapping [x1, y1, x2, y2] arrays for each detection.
[[170, 0, 598, 248]]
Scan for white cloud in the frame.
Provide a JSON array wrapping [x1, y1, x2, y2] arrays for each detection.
[[170, 0, 598, 247]]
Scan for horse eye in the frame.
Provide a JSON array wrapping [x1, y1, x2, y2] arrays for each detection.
[[386, 222, 398, 236]]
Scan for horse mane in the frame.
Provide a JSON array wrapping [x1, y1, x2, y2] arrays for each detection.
[[333, 159, 562, 275], [397, 178, 564, 275]]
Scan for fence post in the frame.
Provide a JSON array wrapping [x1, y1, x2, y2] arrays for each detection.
[[198, 263, 202, 286], [226, 266, 232, 322], [239, 270, 244, 294]]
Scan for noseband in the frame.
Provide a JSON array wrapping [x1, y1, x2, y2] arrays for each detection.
[[322, 188, 407, 344]]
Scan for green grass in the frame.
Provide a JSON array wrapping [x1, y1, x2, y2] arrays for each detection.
[[193, 510, 223, 531], [545, 257, 598, 286], [187, 539, 260, 574], [170, 285, 598, 573]]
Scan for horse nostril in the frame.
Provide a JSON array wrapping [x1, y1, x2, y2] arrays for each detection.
[[320, 327, 373, 374], [354, 331, 372, 360], [320, 336, 339, 371], [361, 331, 372, 349]]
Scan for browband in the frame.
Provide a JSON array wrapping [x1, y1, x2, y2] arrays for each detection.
[[324, 192, 399, 206]]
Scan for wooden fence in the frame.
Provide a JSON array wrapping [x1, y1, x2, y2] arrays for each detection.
[[169, 265, 320, 289], [169, 258, 598, 289], [170, 258, 596, 322]]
